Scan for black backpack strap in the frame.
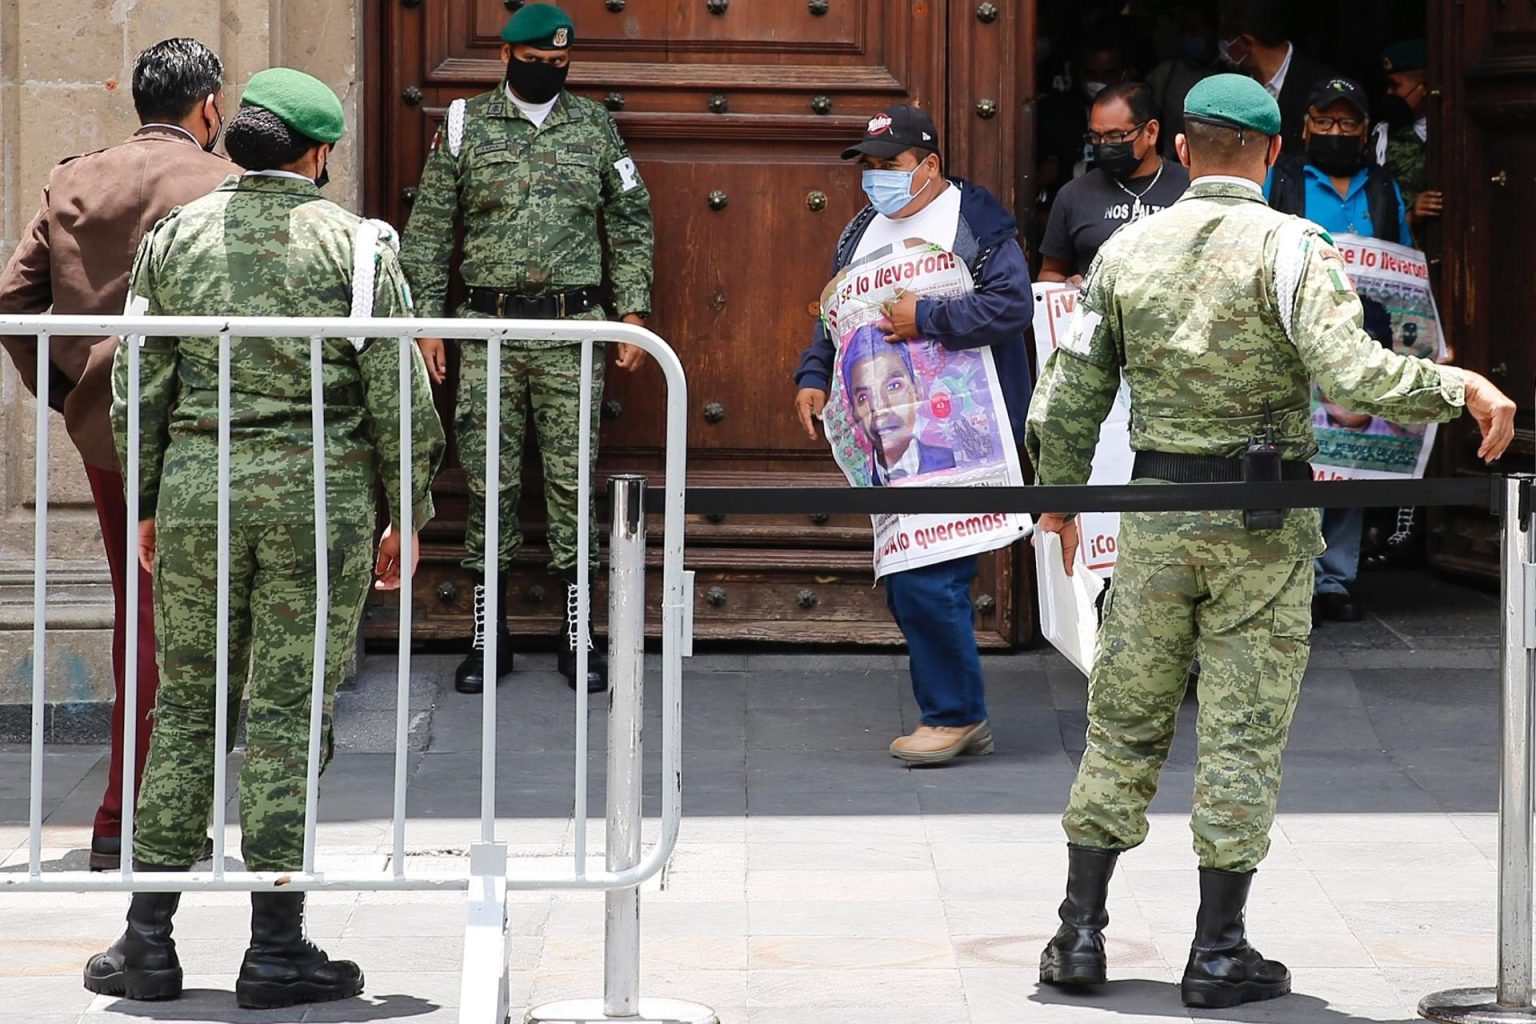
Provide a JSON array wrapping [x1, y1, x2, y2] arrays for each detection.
[[832, 206, 879, 270], [1365, 165, 1403, 244]]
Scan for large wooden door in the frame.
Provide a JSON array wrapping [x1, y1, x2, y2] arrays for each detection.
[[363, 0, 1034, 645], [1424, 1, 1536, 576]]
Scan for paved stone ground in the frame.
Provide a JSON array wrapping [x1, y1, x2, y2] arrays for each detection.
[[0, 568, 1513, 1023]]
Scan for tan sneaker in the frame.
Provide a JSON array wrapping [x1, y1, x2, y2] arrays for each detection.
[[889, 721, 994, 764]]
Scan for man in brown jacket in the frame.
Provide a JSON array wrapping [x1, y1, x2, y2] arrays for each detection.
[[0, 38, 237, 870]]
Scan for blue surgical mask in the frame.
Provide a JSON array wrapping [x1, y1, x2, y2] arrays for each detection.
[[862, 164, 931, 217]]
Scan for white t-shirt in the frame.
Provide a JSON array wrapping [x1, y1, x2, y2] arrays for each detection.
[[852, 182, 963, 260], [506, 84, 558, 128]]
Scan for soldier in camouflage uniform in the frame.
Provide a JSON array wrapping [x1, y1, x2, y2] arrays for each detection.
[[1376, 40, 1439, 237], [1026, 75, 1514, 1009], [84, 69, 445, 1010], [401, 2, 654, 695]]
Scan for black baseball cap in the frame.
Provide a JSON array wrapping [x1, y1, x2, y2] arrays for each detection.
[[1307, 77, 1370, 118], [841, 104, 940, 160]]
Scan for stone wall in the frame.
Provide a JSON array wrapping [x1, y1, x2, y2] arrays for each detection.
[[0, 0, 362, 738]]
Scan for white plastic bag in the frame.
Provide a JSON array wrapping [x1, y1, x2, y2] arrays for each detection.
[[1034, 528, 1105, 678]]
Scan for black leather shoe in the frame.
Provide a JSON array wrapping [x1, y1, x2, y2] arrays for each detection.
[[1180, 867, 1291, 1009], [91, 835, 214, 871], [455, 573, 514, 694], [557, 571, 607, 693], [1312, 591, 1363, 624], [236, 891, 363, 1009], [83, 864, 186, 1000], [1040, 844, 1118, 987], [89, 834, 122, 872]]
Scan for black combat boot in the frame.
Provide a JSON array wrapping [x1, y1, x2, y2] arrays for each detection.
[[556, 569, 607, 693], [83, 864, 186, 1000], [1039, 844, 1118, 987], [236, 891, 364, 1009], [1180, 867, 1291, 1008], [454, 570, 514, 694]]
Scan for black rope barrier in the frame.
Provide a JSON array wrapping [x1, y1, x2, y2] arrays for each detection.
[[649, 476, 1511, 518]]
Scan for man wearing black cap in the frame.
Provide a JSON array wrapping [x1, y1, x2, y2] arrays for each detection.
[[792, 104, 1034, 766], [1265, 76, 1413, 625]]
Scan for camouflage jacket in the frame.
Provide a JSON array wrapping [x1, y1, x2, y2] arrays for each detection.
[[399, 87, 654, 326], [1025, 179, 1465, 564], [1384, 129, 1427, 209], [112, 174, 446, 529]]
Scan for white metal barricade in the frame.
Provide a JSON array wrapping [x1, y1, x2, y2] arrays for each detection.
[[0, 314, 713, 1024]]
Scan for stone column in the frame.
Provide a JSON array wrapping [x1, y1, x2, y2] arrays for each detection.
[[0, 0, 361, 740]]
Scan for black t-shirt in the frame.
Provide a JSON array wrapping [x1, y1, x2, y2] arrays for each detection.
[[1039, 161, 1192, 276]]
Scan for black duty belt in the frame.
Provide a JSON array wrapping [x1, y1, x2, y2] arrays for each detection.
[[1132, 451, 1313, 483], [465, 286, 601, 319]]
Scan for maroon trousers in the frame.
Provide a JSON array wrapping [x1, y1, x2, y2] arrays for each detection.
[[83, 463, 159, 839]]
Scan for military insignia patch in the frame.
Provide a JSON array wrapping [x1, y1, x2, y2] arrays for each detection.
[[430, 128, 442, 153], [553, 27, 569, 47], [614, 156, 640, 192]]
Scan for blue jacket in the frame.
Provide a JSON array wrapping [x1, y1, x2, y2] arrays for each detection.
[[793, 178, 1035, 443]]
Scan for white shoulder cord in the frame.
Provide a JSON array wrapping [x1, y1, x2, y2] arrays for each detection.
[[1272, 218, 1311, 345], [447, 98, 467, 159], [349, 219, 400, 351]]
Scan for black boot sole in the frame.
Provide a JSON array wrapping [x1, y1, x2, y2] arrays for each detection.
[[83, 966, 183, 1001], [1039, 951, 1107, 987], [1181, 976, 1291, 1008], [236, 975, 365, 1010]]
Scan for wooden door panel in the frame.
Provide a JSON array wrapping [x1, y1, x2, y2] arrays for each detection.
[[1425, 0, 1536, 581], [671, 0, 866, 52], [607, 146, 865, 455]]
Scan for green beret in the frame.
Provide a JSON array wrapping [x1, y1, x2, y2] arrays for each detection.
[[240, 68, 345, 144], [501, 3, 575, 48], [1183, 73, 1282, 137], [1381, 39, 1426, 74]]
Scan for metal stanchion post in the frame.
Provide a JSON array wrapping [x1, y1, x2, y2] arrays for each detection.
[[527, 475, 716, 1024], [1421, 474, 1536, 1024], [605, 474, 646, 1017]]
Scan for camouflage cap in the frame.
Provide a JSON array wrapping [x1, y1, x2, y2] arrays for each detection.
[[240, 68, 345, 144], [1183, 73, 1282, 137], [501, 3, 575, 49], [1381, 39, 1427, 74]]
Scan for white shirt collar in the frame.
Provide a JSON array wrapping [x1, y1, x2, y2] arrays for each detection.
[[1264, 42, 1294, 97], [243, 169, 315, 182], [1413, 117, 1428, 143], [1191, 175, 1265, 196], [505, 84, 558, 127], [139, 123, 202, 146]]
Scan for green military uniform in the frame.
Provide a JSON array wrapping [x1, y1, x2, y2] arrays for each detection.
[[115, 159, 445, 870], [1383, 130, 1426, 210], [1026, 119, 1467, 873], [1379, 40, 1429, 212], [399, 7, 653, 576]]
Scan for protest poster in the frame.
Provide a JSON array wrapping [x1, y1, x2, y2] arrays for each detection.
[[1030, 282, 1132, 579], [1312, 235, 1446, 481], [819, 238, 1029, 579]]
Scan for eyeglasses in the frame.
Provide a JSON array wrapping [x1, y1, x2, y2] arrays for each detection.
[[1307, 114, 1365, 133], [1084, 121, 1149, 146]]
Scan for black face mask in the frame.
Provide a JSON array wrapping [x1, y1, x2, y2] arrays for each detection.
[[1307, 134, 1365, 176], [1093, 141, 1143, 181], [205, 110, 223, 153], [506, 59, 569, 105], [1376, 94, 1416, 131]]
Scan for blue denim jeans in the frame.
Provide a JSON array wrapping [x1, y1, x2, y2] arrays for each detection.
[[1314, 506, 1364, 596], [884, 554, 988, 726]]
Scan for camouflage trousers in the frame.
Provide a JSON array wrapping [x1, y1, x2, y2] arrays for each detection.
[[457, 335, 604, 574], [1063, 545, 1313, 872], [132, 519, 372, 872]]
